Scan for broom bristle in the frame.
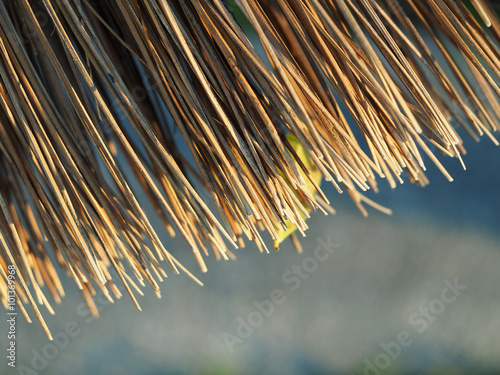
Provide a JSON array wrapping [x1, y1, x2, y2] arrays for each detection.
[[0, 0, 499, 339]]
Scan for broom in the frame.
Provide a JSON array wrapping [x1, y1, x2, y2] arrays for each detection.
[[0, 0, 499, 339]]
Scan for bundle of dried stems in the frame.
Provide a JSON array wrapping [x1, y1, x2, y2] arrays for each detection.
[[0, 0, 499, 339]]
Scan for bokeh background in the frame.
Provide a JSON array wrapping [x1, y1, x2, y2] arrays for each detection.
[[2, 8, 500, 375]]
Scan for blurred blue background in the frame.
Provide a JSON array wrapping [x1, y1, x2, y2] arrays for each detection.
[[3, 16, 500, 375]]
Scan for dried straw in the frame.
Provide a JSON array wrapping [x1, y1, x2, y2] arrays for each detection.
[[0, 0, 498, 339]]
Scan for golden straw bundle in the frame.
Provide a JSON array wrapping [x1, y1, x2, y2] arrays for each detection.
[[0, 0, 499, 339]]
